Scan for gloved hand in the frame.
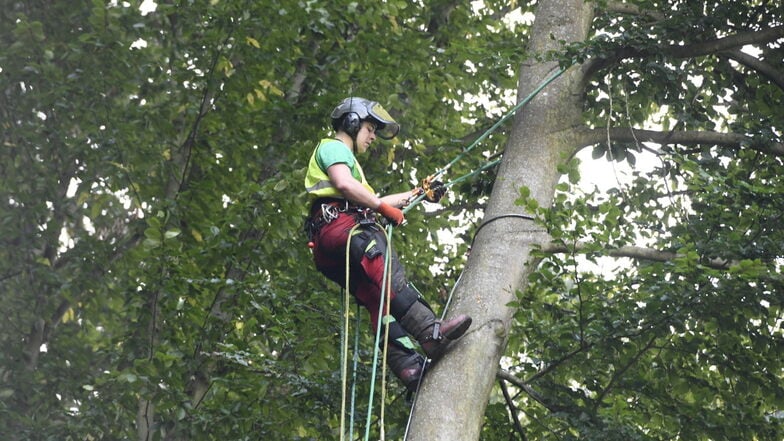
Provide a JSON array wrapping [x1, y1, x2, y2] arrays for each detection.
[[377, 202, 405, 226], [423, 179, 447, 203]]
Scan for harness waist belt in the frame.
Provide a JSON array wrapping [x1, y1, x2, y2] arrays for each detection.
[[306, 198, 377, 239]]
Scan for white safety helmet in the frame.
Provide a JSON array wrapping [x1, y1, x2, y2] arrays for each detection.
[[330, 97, 400, 140]]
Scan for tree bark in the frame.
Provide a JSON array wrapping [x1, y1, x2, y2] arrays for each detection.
[[406, 0, 594, 439]]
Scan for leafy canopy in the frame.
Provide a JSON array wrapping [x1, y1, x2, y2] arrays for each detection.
[[1, 0, 782, 440]]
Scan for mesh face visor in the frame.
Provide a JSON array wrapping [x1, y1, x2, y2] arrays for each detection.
[[331, 97, 400, 140], [367, 102, 400, 140]]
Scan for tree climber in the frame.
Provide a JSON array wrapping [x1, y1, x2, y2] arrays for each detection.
[[304, 97, 472, 392]]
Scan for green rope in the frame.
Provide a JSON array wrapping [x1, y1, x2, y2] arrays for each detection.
[[438, 67, 566, 178], [364, 223, 395, 441], [335, 221, 399, 441], [404, 66, 568, 216], [337, 221, 393, 441]]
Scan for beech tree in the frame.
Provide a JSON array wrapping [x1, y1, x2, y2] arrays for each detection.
[[1, 0, 781, 440], [410, 1, 783, 440]]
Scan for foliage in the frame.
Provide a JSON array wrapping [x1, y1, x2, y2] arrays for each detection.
[[1, 0, 782, 440], [0, 0, 522, 439]]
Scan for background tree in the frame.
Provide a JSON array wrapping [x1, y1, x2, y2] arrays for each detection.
[[1, 1, 518, 439], [1, 1, 781, 441]]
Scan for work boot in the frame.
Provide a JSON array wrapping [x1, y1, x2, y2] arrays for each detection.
[[386, 345, 426, 392], [399, 301, 472, 363]]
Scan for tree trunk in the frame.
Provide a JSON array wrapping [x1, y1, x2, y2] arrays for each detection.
[[407, 1, 594, 439]]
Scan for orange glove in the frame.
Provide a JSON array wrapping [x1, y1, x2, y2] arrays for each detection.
[[377, 202, 405, 226]]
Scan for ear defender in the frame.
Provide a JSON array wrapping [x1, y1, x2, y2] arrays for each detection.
[[342, 112, 361, 137]]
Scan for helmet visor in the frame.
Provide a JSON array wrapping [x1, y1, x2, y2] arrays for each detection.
[[368, 102, 400, 140]]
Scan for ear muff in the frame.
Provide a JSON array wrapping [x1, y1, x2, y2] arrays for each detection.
[[341, 112, 361, 137]]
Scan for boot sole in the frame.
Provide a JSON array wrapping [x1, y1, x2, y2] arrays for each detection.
[[443, 316, 472, 340]]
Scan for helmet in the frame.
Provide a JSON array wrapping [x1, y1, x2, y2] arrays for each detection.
[[330, 97, 400, 140]]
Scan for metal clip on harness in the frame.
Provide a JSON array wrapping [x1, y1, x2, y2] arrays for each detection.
[[320, 202, 342, 223]]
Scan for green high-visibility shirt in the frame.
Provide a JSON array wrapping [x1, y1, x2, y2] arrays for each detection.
[[304, 138, 375, 200]]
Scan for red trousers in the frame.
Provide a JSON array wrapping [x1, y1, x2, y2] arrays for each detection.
[[311, 211, 418, 347]]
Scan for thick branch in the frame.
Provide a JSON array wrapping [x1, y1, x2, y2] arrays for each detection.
[[499, 379, 528, 440], [285, 36, 321, 105], [666, 25, 784, 58], [541, 241, 735, 269], [604, 1, 665, 21], [584, 25, 784, 77], [497, 369, 563, 413], [721, 49, 784, 91], [574, 127, 784, 158]]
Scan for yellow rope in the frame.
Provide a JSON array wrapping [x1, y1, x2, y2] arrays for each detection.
[[378, 224, 395, 440], [338, 221, 393, 441], [339, 224, 360, 441]]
